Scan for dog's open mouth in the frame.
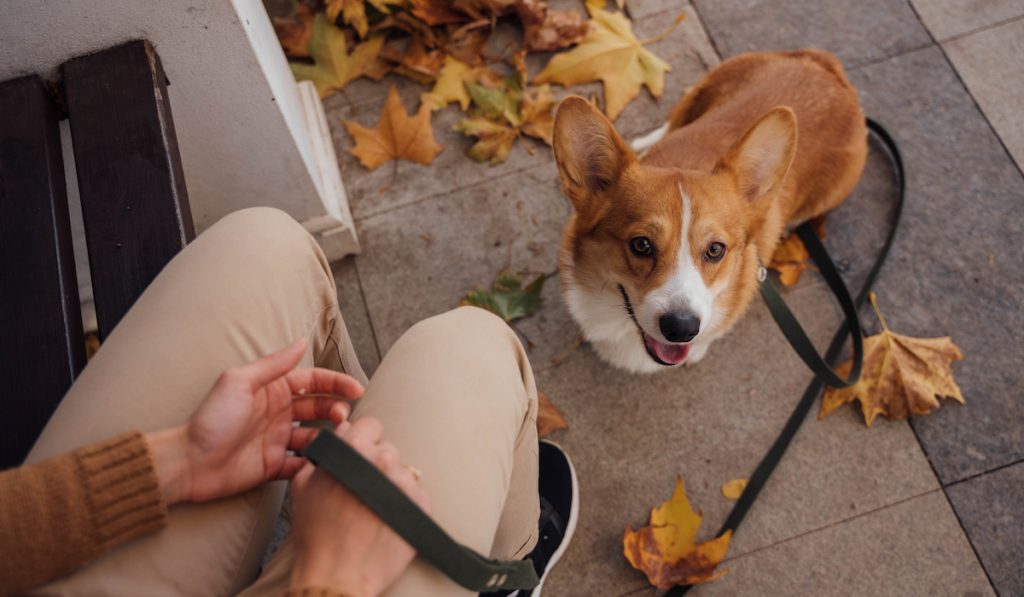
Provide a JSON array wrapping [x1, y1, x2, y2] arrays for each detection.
[[618, 285, 691, 367], [642, 333, 691, 366]]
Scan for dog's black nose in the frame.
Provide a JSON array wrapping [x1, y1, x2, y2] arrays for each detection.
[[659, 312, 700, 343]]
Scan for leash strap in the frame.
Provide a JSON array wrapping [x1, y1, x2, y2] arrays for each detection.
[[668, 118, 905, 595], [304, 429, 540, 592], [758, 222, 864, 388]]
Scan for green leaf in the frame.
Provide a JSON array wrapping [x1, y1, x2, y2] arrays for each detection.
[[460, 271, 549, 322], [465, 82, 522, 127]]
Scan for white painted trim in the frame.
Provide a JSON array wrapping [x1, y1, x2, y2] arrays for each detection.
[[297, 80, 360, 260]]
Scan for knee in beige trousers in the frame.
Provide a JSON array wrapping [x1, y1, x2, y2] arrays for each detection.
[[26, 207, 539, 596]]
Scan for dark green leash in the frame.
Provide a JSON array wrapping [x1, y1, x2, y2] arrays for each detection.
[[668, 118, 905, 595], [304, 429, 540, 593], [303, 118, 904, 595]]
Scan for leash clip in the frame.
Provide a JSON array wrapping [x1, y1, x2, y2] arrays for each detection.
[[757, 265, 767, 282]]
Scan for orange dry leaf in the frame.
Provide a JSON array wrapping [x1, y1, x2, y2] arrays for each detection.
[[516, 0, 589, 51], [768, 215, 826, 286], [273, 3, 315, 58], [343, 85, 443, 170], [382, 35, 446, 84], [290, 15, 388, 98], [624, 477, 732, 589], [537, 391, 569, 437], [820, 293, 965, 427]]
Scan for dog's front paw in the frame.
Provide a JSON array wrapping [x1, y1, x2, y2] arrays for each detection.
[[685, 342, 710, 367]]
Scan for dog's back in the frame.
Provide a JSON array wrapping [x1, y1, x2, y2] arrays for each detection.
[[644, 50, 867, 224]]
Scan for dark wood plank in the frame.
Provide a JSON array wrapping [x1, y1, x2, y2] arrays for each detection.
[[64, 40, 195, 340], [0, 76, 85, 468]]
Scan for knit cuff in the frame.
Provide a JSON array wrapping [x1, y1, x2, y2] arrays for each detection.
[[283, 587, 355, 597], [73, 432, 168, 550]]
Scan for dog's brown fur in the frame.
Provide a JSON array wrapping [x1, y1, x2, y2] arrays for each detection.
[[553, 50, 867, 371]]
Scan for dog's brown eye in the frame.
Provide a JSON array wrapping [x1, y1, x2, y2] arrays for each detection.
[[705, 241, 726, 262], [629, 236, 654, 257]]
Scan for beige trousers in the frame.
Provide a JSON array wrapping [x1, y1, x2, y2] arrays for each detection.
[[26, 208, 539, 596]]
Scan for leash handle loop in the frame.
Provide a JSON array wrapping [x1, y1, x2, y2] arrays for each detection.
[[304, 430, 539, 592], [758, 223, 864, 388]]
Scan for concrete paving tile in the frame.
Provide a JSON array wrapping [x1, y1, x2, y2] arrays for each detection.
[[537, 282, 938, 595], [352, 163, 584, 368], [911, 0, 1024, 41], [328, 96, 552, 221], [946, 461, 1024, 596], [943, 18, 1024, 170], [333, 257, 382, 377], [692, 490, 993, 596], [613, 3, 721, 140], [626, 0, 690, 21], [691, 0, 932, 68], [848, 46, 1024, 484]]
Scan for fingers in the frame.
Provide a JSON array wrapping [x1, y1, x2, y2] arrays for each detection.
[[288, 426, 321, 452], [343, 417, 384, 451], [292, 395, 350, 423], [285, 368, 364, 400], [275, 455, 309, 481], [236, 338, 308, 390]]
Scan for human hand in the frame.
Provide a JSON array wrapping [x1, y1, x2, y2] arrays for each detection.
[[289, 418, 431, 597], [146, 338, 364, 504]]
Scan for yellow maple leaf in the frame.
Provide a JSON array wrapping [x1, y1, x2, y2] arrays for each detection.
[[291, 15, 388, 99], [720, 478, 747, 501], [326, 0, 403, 38], [421, 56, 483, 111], [586, 0, 625, 9], [624, 477, 732, 590], [820, 292, 965, 426], [533, 7, 674, 121], [343, 85, 443, 170]]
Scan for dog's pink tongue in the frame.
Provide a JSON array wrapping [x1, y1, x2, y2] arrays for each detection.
[[646, 334, 691, 365]]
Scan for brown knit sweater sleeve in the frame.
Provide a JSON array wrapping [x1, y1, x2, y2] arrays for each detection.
[[0, 432, 168, 594]]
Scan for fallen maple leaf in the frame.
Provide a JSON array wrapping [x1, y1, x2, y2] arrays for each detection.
[[454, 53, 555, 163], [327, 0, 403, 38], [516, 0, 589, 52], [537, 390, 569, 437], [624, 477, 732, 589], [720, 478, 747, 501], [768, 215, 827, 287], [417, 54, 493, 111], [382, 35, 446, 84], [820, 292, 965, 426], [533, 7, 676, 121], [291, 15, 388, 98], [273, 3, 315, 58], [343, 85, 443, 170], [460, 270, 549, 322]]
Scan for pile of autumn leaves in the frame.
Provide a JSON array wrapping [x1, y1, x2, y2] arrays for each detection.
[[274, 0, 675, 168]]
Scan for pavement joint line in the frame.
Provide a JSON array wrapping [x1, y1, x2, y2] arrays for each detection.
[[349, 258, 384, 367], [942, 457, 1024, 489], [353, 161, 552, 223], [687, 0, 725, 63], [933, 12, 1024, 45], [718, 487, 945, 565]]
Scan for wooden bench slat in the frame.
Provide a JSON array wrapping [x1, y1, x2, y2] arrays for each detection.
[[64, 40, 195, 340], [0, 76, 85, 468]]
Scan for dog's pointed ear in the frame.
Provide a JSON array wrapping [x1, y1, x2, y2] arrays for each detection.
[[553, 96, 634, 214], [717, 106, 797, 202]]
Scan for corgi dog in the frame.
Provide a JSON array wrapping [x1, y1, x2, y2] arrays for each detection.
[[553, 50, 867, 373]]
